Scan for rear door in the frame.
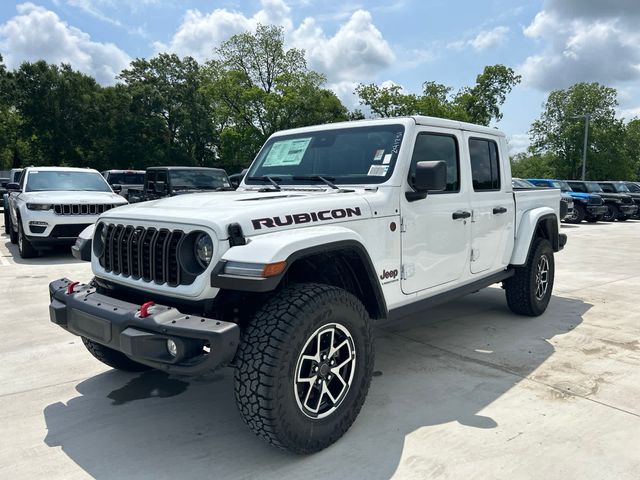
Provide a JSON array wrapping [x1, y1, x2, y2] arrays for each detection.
[[400, 127, 472, 294], [466, 134, 514, 274]]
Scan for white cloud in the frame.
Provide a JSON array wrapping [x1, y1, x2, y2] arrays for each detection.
[[154, 0, 292, 61], [507, 133, 530, 155], [470, 26, 510, 51], [158, 2, 395, 84], [447, 26, 509, 52], [291, 10, 394, 82], [0, 3, 130, 84], [520, 3, 640, 90]]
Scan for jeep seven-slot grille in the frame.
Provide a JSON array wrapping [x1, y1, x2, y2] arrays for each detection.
[[100, 224, 185, 286], [54, 204, 114, 215]]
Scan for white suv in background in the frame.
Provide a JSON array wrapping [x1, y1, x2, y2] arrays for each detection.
[[5, 167, 127, 258]]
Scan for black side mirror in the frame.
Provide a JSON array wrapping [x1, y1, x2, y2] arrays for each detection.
[[153, 181, 167, 194], [6, 182, 21, 192], [406, 161, 447, 201], [112, 184, 122, 193]]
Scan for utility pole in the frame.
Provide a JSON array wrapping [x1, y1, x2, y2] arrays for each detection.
[[572, 113, 591, 180]]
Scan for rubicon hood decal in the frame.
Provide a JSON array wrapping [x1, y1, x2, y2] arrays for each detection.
[[252, 207, 362, 230]]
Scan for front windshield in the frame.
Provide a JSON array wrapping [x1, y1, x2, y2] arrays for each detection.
[[613, 183, 629, 193], [107, 172, 145, 185], [170, 170, 229, 190], [245, 124, 405, 186], [555, 180, 572, 191], [585, 182, 604, 193], [26, 171, 111, 192]]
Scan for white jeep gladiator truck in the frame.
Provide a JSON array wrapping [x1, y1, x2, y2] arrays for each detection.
[[49, 116, 566, 453], [6, 167, 127, 258]]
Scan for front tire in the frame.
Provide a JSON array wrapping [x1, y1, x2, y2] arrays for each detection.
[[566, 204, 585, 223], [17, 220, 37, 258], [234, 283, 373, 454], [505, 238, 555, 317], [81, 337, 151, 372], [602, 204, 619, 222]]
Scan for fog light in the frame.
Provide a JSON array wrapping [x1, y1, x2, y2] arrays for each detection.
[[167, 339, 178, 357]]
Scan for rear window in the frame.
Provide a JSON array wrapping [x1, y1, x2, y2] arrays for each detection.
[[469, 138, 500, 191]]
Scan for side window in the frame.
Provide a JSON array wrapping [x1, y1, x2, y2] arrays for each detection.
[[569, 183, 585, 193], [409, 133, 459, 192], [600, 184, 614, 193], [156, 171, 167, 183], [469, 138, 500, 191], [145, 170, 156, 190]]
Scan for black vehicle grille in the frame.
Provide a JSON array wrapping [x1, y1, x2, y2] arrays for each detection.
[[100, 224, 186, 286], [51, 223, 92, 238], [621, 196, 632, 204], [54, 204, 114, 215], [587, 196, 603, 205]]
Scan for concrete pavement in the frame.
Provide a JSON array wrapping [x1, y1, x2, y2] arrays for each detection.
[[0, 222, 639, 479]]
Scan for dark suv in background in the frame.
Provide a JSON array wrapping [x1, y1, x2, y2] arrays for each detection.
[[598, 181, 640, 219], [567, 180, 637, 222], [529, 179, 605, 223]]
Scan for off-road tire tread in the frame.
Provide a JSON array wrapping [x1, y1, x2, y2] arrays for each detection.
[[234, 283, 373, 454], [505, 238, 554, 317], [81, 336, 151, 372]]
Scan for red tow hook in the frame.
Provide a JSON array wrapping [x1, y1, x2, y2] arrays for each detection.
[[66, 281, 80, 294], [139, 301, 155, 318]]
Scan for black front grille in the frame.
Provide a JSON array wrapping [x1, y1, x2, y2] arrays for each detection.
[[100, 224, 186, 286], [54, 204, 114, 215], [50, 223, 92, 238], [621, 196, 632, 204], [587, 196, 603, 205]]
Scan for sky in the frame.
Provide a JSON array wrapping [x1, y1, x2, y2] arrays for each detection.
[[1, 0, 640, 155]]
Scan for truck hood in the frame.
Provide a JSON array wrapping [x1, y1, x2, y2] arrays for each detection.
[[596, 192, 632, 202], [566, 191, 596, 201], [22, 191, 127, 204], [98, 189, 373, 239]]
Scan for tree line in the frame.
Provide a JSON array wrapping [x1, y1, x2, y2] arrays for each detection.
[[1, 24, 637, 180]]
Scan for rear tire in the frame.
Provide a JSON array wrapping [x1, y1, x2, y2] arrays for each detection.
[[505, 238, 554, 317], [81, 337, 151, 372], [3, 208, 9, 235], [9, 216, 18, 244], [17, 220, 38, 258], [234, 283, 373, 454]]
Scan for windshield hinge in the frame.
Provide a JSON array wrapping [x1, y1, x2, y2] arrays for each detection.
[[400, 217, 407, 232]]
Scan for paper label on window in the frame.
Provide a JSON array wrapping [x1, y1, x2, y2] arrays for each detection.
[[373, 149, 385, 162], [367, 165, 389, 176], [382, 154, 392, 165], [263, 138, 312, 167]]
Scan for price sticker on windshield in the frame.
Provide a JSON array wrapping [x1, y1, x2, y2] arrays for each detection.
[[263, 138, 312, 167]]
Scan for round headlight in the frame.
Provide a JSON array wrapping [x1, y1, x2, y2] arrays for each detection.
[[93, 222, 106, 257], [194, 233, 213, 268]]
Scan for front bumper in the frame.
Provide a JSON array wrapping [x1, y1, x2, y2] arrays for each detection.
[[586, 205, 607, 216], [49, 278, 240, 375], [619, 204, 638, 216]]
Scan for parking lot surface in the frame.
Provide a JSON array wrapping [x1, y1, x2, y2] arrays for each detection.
[[1, 222, 639, 479]]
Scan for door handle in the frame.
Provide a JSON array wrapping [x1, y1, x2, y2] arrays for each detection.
[[452, 210, 471, 220], [492, 207, 507, 214]]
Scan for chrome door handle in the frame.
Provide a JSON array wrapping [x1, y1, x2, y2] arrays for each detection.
[[452, 211, 471, 220], [492, 207, 507, 214]]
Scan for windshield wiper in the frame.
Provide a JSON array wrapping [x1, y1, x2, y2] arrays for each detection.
[[292, 175, 354, 193], [247, 176, 282, 191]]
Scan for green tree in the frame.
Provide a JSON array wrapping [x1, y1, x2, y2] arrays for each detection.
[[119, 53, 217, 167], [510, 152, 556, 179], [202, 25, 348, 172], [624, 119, 640, 180], [529, 82, 633, 180], [355, 65, 520, 126]]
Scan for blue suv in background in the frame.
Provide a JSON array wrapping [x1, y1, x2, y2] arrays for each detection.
[[528, 179, 606, 223]]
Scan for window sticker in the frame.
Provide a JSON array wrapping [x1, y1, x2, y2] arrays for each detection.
[[367, 165, 389, 176], [373, 149, 385, 162], [382, 153, 392, 165], [263, 138, 312, 167]]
